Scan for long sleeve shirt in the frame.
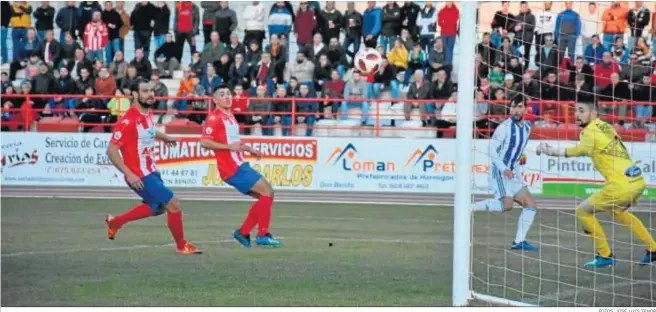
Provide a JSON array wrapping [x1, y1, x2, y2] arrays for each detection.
[[488, 118, 531, 172]]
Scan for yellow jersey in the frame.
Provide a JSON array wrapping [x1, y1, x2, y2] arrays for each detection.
[[565, 119, 643, 185]]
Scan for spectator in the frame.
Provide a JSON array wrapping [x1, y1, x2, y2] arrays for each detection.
[[599, 72, 631, 124], [632, 74, 654, 126], [106, 88, 130, 130], [115, 1, 130, 52], [342, 71, 369, 124], [514, 72, 540, 100], [326, 37, 347, 79], [534, 1, 556, 47], [284, 50, 314, 89], [602, 2, 628, 49], [55, 67, 75, 113], [594, 52, 621, 89], [432, 69, 454, 101], [214, 54, 231, 84], [404, 69, 433, 125], [534, 34, 561, 78], [428, 38, 447, 79], [76, 67, 95, 94], [266, 35, 288, 82], [610, 36, 629, 65], [58, 31, 80, 67], [1, 85, 22, 128], [10, 1, 32, 61], [371, 59, 399, 101], [581, 2, 601, 49], [154, 33, 180, 79], [652, 4, 656, 58], [438, 2, 459, 66], [272, 85, 291, 136], [201, 2, 220, 44], [489, 63, 504, 88], [202, 64, 223, 96], [119, 65, 139, 91], [571, 73, 595, 103], [491, 1, 515, 46], [83, 11, 108, 62], [287, 76, 300, 97], [151, 2, 171, 51], [362, 1, 382, 48], [494, 36, 518, 69], [323, 69, 345, 115], [39, 30, 60, 69], [416, 1, 437, 53], [55, 1, 78, 42], [268, 1, 294, 39], [174, 1, 199, 62], [515, 1, 535, 67], [173, 67, 193, 111], [507, 57, 524, 83], [252, 53, 277, 95], [102, 1, 123, 65], [9, 30, 40, 80], [313, 54, 332, 94], [229, 53, 250, 89], [78, 1, 102, 41], [475, 54, 490, 86], [399, 28, 415, 51], [66, 48, 92, 80], [232, 85, 249, 134], [569, 56, 595, 86], [388, 38, 409, 72], [555, 1, 581, 61], [539, 72, 564, 103], [186, 73, 208, 124], [201, 31, 226, 65], [403, 43, 426, 87], [130, 1, 156, 58], [33, 1, 55, 40], [243, 1, 266, 49], [308, 33, 328, 64], [343, 1, 362, 64], [31, 63, 56, 112], [249, 85, 273, 135], [628, 2, 650, 48], [632, 37, 653, 74], [1, 3, 13, 64], [109, 50, 128, 81], [401, 1, 421, 41], [295, 2, 318, 49], [214, 2, 238, 44], [95, 66, 116, 98], [317, 1, 343, 46], [226, 34, 246, 59], [189, 52, 205, 78], [477, 32, 495, 67], [488, 88, 508, 129], [620, 53, 649, 83], [76, 86, 107, 132], [380, 1, 402, 54], [150, 72, 169, 112], [435, 91, 458, 137], [296, 84, 318, 137], [584, 34, 606, 65], [130, 48, 152, 79]]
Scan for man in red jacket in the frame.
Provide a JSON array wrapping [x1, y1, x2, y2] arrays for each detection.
[[438, 2, 459, 66], [294, 2, 317, 49], [84, 11, 109, 62], [594, 52, 621, 89]]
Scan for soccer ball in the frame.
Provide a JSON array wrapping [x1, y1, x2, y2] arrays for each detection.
[[354, 48, 383, 76]]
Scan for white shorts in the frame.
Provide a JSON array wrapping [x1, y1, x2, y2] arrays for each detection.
[[488, 168, 526, 200]]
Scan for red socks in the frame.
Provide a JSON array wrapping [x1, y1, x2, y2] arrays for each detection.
[[167, 210, 187, 249], [111, 203, 154, 228], [239, 195, 274, 237], [256, 196, 273, 237]]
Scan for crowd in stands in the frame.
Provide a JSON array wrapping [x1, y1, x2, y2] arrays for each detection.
[[1, 1, 655, 137]]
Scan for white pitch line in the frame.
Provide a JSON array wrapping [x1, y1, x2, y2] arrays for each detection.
[[532, 280, 655, 306]]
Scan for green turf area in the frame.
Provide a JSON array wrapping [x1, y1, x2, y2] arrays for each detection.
[[2, 197, 655, 307]]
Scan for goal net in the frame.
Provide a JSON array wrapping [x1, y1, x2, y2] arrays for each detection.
[[456, 1, 656, 307]]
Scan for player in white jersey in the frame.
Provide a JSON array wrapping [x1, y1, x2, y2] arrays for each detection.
[[473, 95, 539, 251]]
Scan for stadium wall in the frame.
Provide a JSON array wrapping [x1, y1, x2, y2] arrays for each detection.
[[2, 133, 655, 199]]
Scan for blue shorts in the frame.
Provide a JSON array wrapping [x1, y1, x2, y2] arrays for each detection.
[[130, 172, 174, 214], [225, 163, 263, 195]]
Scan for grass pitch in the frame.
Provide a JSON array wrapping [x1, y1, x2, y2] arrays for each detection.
[[1, 197, 655, 307]]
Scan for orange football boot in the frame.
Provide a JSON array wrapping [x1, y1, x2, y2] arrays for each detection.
[[105, 214, 119, 240], [176, 242, 202, 255]]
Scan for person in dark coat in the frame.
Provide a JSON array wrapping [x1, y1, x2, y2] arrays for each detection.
[[229, 52, 250, 89], [401, 1, 421, 41], [38, 30, 61, 68], [101, 1, 124, 65], [213, 2, 238, 44], [1, 2, 13, 63], [55, 1, 78, 42], [515, 2, 536, 66], [33, 2, 55, 40], [380, 1, 402, 53], [226, 33, 246, 59], [200, 2, 220, 44], [130, 1, 156, 58], [569, 56, 595, 86], [129, 48, 153, 79], [152, 1, 171, 52], [342, 2, 362, 64], [599, 73, 631, 125], [317, 1, 343, 45]]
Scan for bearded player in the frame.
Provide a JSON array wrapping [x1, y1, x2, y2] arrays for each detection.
[[200, 84, 282, 248], [537, 102, 655, 267], [104, 79, 201, 255], [472, 95, 539, 251]]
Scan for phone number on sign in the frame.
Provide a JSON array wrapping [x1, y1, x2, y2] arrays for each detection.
[[378, 183, 429, 190]]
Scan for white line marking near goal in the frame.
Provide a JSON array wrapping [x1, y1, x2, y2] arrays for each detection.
[[532, 280, 655, 305]]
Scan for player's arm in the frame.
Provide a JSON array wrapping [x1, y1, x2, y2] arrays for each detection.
[[199, 118, 240, 151], [538, 131, 593, 158], [107, 121, 143, 189], [155, 130, 177, 144]]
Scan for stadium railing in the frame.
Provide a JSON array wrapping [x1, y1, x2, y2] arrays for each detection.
[[1, 93, 654, 141]]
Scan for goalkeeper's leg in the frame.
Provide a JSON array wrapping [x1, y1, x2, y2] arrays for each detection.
[[610, 184, 656, 265], [576, 193, 615, 267]]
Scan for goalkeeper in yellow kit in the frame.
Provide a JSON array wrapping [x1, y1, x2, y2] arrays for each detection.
[[537, 102, 656, 268]]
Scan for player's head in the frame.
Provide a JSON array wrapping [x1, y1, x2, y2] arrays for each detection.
[[509, 94, 527, 122], [574, 102, 598, 128], [132, 79, 156, 109], [213, 84, 232, 110]]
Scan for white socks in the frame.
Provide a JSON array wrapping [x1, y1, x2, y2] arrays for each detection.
[[473, 200, 537, 243], [514, 207, 537, 243], [472, 199, 504, 212]]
